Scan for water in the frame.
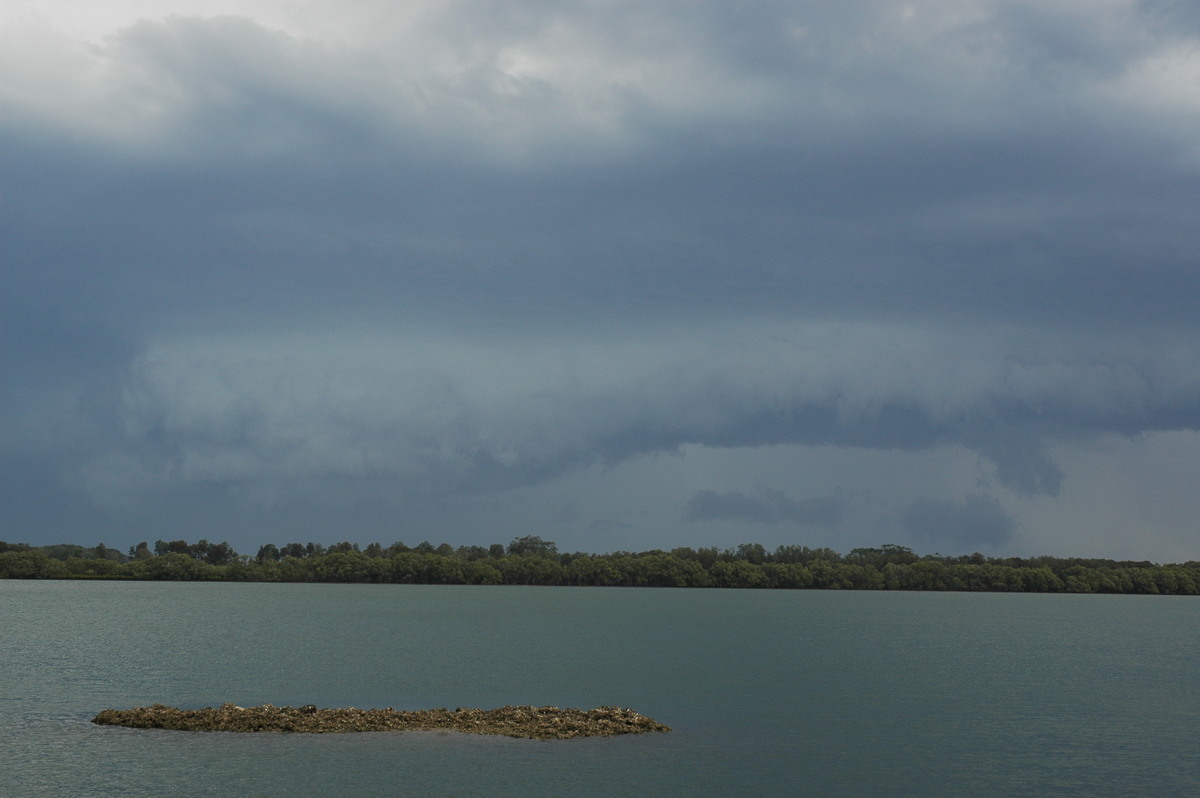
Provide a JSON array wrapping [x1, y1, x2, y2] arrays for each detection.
[[2, 581, 1197, 796]]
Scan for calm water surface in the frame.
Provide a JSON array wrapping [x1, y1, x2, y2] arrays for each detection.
[[1, 581, 1197, 796]]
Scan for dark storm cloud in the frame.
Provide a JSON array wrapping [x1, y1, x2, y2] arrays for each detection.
[[900, 495, 1018, 550], [685, 489, 847, 526], [3, 1, 1200, 553], [6, 8, 1198, 328], [66, 323, 1198, 516]]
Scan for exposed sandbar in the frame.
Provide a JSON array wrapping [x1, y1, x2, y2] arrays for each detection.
[[92, 703, 670, 739]]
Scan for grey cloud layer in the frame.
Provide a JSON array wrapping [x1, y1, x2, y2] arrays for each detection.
[[685, 489, 848, 526], [3, 1, 1199, 552], [70, 323, 1200, 504], [901, 494, 1018, 550], [7, 4, 1198, 328]]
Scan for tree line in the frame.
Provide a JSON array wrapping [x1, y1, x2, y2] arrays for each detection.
[[1, 537, 1199, 594]]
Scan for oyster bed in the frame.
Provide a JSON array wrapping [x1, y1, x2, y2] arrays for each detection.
[[92, 704, 670, 739]]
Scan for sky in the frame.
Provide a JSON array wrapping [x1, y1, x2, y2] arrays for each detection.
[[4, 0, 1200, 561]]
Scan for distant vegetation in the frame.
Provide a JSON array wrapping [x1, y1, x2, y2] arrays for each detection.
[[1, 537, 1198, 594]]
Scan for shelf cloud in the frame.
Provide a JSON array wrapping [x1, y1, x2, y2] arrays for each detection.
[[5, 0, 1200, 559]]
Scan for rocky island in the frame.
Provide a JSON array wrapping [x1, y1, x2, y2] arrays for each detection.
[[92, 704, 670, 739]]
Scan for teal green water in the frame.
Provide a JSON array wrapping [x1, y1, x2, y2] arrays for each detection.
[[2, 581, 1197, 796]]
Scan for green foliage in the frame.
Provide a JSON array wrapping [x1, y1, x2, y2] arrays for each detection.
[[4, 536, 1200, 595], [565, 555, 621, 586], [709, 560, 769, 588], [256, 544, 282, 562], [463, 559, 503, 585], [507, 536, 558, 559], [0, 550, 55, 578], [498, 554, 563, 585]]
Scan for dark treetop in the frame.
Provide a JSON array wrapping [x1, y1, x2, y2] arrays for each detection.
[[3, 537, 1198, 594]]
